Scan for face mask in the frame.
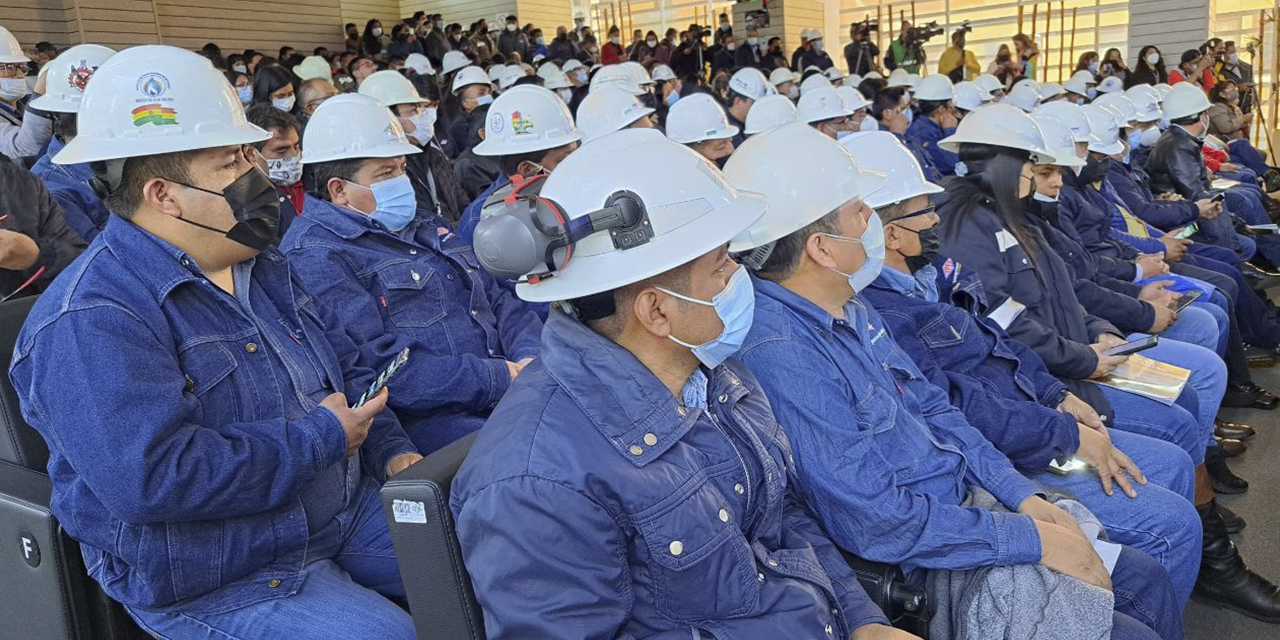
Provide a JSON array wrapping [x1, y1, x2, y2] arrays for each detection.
[[372, 28, 384, 37], [1078, 156, 1110, 183], [727, 42, 736, 51], [1157, 116, 1170, 130], [720, 23, 730, 31], [836, 130, 855, 140], [535, 36, 545, 45], [267, 154, 302, 185], [233, 64, 248, 74], [408, 108, 437, 143], [272, 95, 296, 112], [1126, 129, 1142, 150], [787, 85, 800, 100], [551, 87, 570, 103], [1088, 61, 1098, 73], [611, 37, 620, 45], [824, 213, 886, 294], [1228, 53, 1239, 64], [475, 93, 494, 106], [0, 78, 27, 101], [903, 225, 941, 273], [860, 117, 879, 132], [436, 21, 445, 30], [666, 90, 680, 107], [1086, 87, 1097, 100], [1146, 53, 1160, 66], [812, 40, 824, 53], [506, 23, 517, 32], [747, 37, 758, 47], [1140, 126, 1162, 147], [901, 107, 913, 123], [1195, 115, 1210, 140], [173, 166, 281, 251], [658, 266, 755, 369], [576, 69, 588, 83], [648, 39, 658, 47], [347, 174, 418, 232], [236, 85, 253, 104], [1028, 190, 1061, 220], [1224, 90, 1239, 101]]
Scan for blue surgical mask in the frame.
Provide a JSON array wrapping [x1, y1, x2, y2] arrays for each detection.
[[475, 93, 494, 106], [347, 174, 418, 231], [1140, 126, 1162, 147], [667, 90, 680, 107], [658, 266, 756, 369], [837, 130, 855, 140], [272, 95, 296, 112], [1126, 129, 1142, 150], [1157, 116, 1170, 131], [901, 107, 913, 123], [1086, 88, 1097, 100], [576, 69, 588, 83], [823, 212, 886, 294], [236, 85, 253, 104]]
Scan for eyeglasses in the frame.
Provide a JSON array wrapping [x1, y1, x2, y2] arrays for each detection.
[[893, 205, 937, 222], [0, 63, 25, 76]]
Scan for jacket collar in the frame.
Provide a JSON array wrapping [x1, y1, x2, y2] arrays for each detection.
[[300, 194, 402, 241], [752, 274, 847, 331], [540, 309, 747, 467], [99, 215, 218, 301]]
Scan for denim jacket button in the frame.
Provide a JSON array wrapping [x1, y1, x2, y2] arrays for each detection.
[[629, 445, 644, 456], [767, 559, 778, 567], [825, 623, 833, 636], [718, 508, 729, 522], [470, 309, 478, 316], [267, 578, 282, 588], [245, 342, 259, 354], [409, 249, 417, 255], [734, 483, 744, 495], [411, 270, 421, 282], [757, 572, 765, 582], [717, 393, 729, 403], [643, 433, 657, 446], [677, 406, 688, 417], [668, 540, 684, 556]]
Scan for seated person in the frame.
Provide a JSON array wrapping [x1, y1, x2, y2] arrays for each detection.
[[244, 103, 303, 241], [904, 76, 961, 175], [452, 129, 916, 640], [934, 104, 1280, 622], [851, 131, 1201, 602], [728, 122, 1182, 640], [10, 47, 418, 640], [281, 94, 543, 455]]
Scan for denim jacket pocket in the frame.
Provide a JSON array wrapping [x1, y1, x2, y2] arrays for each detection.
[[918, 311, 969, 350], [177, 341, 241, 423], [375, 264, 447, 329], [635, 480, 759, 622]]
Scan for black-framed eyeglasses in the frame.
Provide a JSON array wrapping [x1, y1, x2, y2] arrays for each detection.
[[893, 204, 937, 223]]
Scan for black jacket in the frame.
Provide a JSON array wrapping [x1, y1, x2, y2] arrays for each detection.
[[453, 148, 502, 201], [1146, 126, 1210, 200], [497, 30, 530, 60], [0, 161, 86, 297], [407, 143, 472, 224], [844, 41, 879, 76], [424, 30, 451, 66], [735, 43, 764, 69]]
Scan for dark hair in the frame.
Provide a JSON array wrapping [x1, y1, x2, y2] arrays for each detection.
[[498, 148, 554, 176], [1074, 50, 1098, 72], [201, 42, 221, 57], [363, 19, 385, 56], [951, 144, 1039, 264], [103, 150, 200, 218], [223, 70, 247, 87], [51, 110, 77, 142], [1180, 49, 1200, 66], [227, 54, 245, 68], [308, 158, 369, 201], [410, 74, 440, 102], [279, 46, 295, 59], [858, 77, 887, 102], [251, 64, 297, 106], [575, 262, 692, 331], [244, 103, 300, 150], [754, 208, 844, 282], [1209, 79, 1237, 104], [871, 87, 906, 120], [917, 98, 949, 117], [1134, 45, 1167, 81]]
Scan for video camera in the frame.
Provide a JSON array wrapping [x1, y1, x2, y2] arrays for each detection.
[[904, 20, 945, 47], [852, 19, 879, 39]]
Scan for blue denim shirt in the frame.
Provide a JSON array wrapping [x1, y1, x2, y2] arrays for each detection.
[[452, 310, 889, 639], [30, 137, 110, 242], [280, 197, 542, 454], [905, 116, 959, 176], [863, 264, 1079, 471], [738, 277, 1041, 574], [8, 216, 416, 611]]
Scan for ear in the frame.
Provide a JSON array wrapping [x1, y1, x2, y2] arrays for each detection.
[[883, 223, 906, 253], [804, 232, 841, 270], [630, 286, 675, 339], [142, 177, 184, 219], [326, 177, 349, 205]]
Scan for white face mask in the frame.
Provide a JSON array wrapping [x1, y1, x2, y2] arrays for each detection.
[[236, 85, 253, 105], [1140, 126, 1162, 147], [232, 64, 248, 74], [557, 87, 573, 103], [0, 78, 27, 102], [747, 37, 758, 46], [408, 108, 437, 144], [648, 39, 658, 47], [436, 21, 445, 30], [1228, 53, 1239, 64], [787, 85, 800, 100], [506, 23, 517, 32], [372, 27, 383, 37], [860, 116, 879, 132], [1146, 53, 1160, 66], [267, 154, 303, 185], [727, 42, 736, 51], [610, 36, 620, 45], [272, 95, 296, 112]]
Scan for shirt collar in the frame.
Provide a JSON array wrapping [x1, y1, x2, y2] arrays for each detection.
[[751, 274, 841, 331], [300, 195, 422, 241], [876, 263, 939, 301]]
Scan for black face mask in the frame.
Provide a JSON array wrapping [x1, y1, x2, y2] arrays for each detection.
[[173, 166, 281, 251], [1078, 156, 1111, 184], [903, 225, 941, 273], [714, 155, 730, 170], [638, 91, 657, 110]]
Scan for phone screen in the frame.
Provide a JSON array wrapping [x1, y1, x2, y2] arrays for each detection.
[[353, 347, 410, 409], [1174, 223, 1197, 239], [1103, 335, 1159, 357], [1174, 290, 1203, 312]]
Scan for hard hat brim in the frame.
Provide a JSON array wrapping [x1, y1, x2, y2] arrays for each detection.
[[27, 93, 77, 113], [301, 139, 422, 165], [473, 129, 584, 156], [54, 123, 272, 165]]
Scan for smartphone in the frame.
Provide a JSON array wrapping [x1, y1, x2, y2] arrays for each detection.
[[353, 347, 410, 409], [1047, 457, 1090, 476], [1209, 191, 1226, 203], [1174, 223, 1197, 239], [1174, 290, 1204, 312], [1103, 335, 1159, 357]]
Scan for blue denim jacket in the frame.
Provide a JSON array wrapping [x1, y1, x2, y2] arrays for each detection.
[[905, 116, 959, 176], [280, 197, 542, 454], [863, 264, 1079, 471], [738, 277, 1041, 574], [8, 216, 416, 611], [452, 310, 889, 639], [30, 137, 110, 242]]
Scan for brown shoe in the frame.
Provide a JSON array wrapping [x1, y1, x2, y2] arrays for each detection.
[[1217, 436, 1248, 458], [1216, 420, 1258, 440]]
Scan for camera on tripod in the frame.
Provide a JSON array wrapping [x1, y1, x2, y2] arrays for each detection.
[[904, 20, 945, 47], [852, 19, 879, 39]]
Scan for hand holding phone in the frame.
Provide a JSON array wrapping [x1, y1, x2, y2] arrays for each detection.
[[1173, 290, 1203, 312], [353, 347, 410, 409], [1174, 223, 1198, 239], [1103, 335, 1159, 357]]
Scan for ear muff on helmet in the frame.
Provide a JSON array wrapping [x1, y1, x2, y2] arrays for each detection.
[[88, 158, 126, 200], [473, 174, 653, 283]]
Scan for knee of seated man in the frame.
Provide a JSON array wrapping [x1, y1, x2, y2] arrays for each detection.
[[1111, 546, 1178, 607]]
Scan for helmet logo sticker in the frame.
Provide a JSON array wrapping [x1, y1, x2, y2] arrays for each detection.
[[511, 110, 534, 134], [132, 104, 178, 127], [67, 59, 96, 93], [489, 112, 505, 134], [136, 72, 170, 98], [133, 72, 177, 127]]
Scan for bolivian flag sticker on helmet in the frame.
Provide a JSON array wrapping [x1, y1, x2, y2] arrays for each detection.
[[132, 104, 178, 127], [511, 110, 533, 134]]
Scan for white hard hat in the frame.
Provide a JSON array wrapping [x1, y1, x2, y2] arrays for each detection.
[[1153, 83, 1173, 100], [974, 74, 1003, 95], [835, 86, 871, 112], [1013, 78, 1041, 94], [914, 75, 955, 102], [729, 67, 771, 101], [725, 123, 887, 254], [952, 81, 991, 112], [1033, 101, 1098, 143], [1003, 84, 1042, 112], [0, 26, 28, 64], [591, 64, 645, 95], [824, 67, 844, 83], [404, 53, 435, 76], [651, 64, 677, 82], [799, 72, 833, 96], [540, 67, 572, 90], [1080, 104, 1124, 155], [887, 68, 912, 88], [1030, 114, 1086, 168], [301, 93, 422, 164], [620, 61, 654, 86], [838, 131, 944, 209], [293, 56, 333, 81], [1091, 92, 1138, 126], [497, 65, 526, 90], [744, 94, 800, 135], [863, 70, 884, 80], [577, 87, 654, 144], [666, 93, 739, 144], [359, 70, 425, 106], [797, 87, 853, 124], [906, 73, 923, 89], [452, 66, 491, 94], [1097, 76, 1124, 94], [54, 45, 269, 165], [488, 64, 509, 85], [1038, 82, 1064, 100], [473, 85, 582, 156], [538, 62, 560, 76], [1063, 70, 1095, 96], [513, 129, 766, 302], [1124, 85, 1163, 123], [442, 51, 471, 75], [563, 59, 585, 73], [29, 44, 115, 113], [938, 103, 1057, 163], [1161, 82, 1212, 121], [801, 28, 817, 41], [769, 66, 794, 87]]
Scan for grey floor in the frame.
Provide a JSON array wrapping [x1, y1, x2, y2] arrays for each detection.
[[1184, 359, 1280, 638]]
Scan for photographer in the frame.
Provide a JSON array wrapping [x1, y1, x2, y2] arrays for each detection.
[[884, 20, 925, 74], [938, 27, 979, 82], [671, 23, 709, 79], [844, 21, 880, 76]]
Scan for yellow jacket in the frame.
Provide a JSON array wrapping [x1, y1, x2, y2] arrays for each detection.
[[938, 46, 981, 80]]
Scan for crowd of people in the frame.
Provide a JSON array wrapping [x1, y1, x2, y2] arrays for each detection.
[[2, 7, 1280, 640]]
